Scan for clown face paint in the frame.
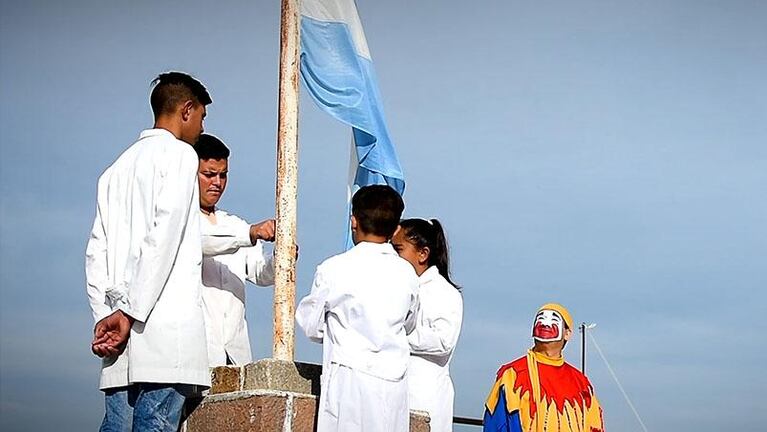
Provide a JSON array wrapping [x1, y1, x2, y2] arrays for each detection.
[[532, 309, 565, 342]]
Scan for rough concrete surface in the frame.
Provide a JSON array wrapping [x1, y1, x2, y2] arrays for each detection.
[[184, 359, 431, 431], [243, 358, 321, 395], [186, 392, 287, 432], [410, 411, 431, 432], [210, 365, 243, 394], [289, 394, 319, 432]]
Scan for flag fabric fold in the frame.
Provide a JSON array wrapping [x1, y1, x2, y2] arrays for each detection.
[[300, 0, 405, 248]]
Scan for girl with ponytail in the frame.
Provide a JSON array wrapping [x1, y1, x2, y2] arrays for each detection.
[[392, 218, 463, 432]]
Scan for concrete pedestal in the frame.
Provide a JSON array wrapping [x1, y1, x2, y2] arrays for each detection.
[[182, 358, 430, 432]]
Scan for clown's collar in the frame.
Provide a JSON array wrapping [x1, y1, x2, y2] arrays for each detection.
[[529, 349, 565, 367]]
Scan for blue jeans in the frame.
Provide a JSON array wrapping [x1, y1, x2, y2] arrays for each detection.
[[100, 384, 198, 432]]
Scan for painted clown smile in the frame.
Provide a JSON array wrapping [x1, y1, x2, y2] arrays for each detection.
[[532, 310, 564, 342], [533, 323, 560, 339]]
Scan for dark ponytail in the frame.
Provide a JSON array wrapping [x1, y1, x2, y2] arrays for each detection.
[[399, 218, 459, 290]]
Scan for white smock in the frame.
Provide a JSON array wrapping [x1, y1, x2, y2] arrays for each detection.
[[199, 209, 275, 366], [85, 128, 209, 389], [407, 266, 463, 432], [296, 242, 419, 432]]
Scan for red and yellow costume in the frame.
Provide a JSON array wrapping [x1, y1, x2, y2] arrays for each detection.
[[483, 304, 604, 432], [483, 351, 604, 431]]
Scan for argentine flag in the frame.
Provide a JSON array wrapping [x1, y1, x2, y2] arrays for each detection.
[[300, 0, 405, 248]]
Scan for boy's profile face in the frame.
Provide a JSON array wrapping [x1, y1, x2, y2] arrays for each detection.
[[179, 101, 207, 144]]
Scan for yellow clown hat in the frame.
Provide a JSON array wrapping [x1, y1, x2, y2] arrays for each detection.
[[537, 303, 574, 330]]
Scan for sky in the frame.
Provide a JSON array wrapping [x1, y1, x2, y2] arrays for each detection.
[[1, 0, 765, 430]]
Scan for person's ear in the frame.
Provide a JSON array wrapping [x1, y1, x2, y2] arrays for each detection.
[[350, 215, 358, 232], [563, 328, 573, 342], [181, 100, 194, 121], [418, 246, 430, 266]]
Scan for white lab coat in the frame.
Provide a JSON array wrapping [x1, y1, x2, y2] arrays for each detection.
[[407, 266, 463, 432], [296, 242, 419, 432], [85, 128, 209, 389], [200, 209, 275, 366]]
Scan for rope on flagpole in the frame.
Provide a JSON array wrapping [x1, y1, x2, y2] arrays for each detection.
[[589, 332, 649, 432]]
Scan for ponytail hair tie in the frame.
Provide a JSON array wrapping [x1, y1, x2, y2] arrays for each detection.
[[415, 217, 435, 226]]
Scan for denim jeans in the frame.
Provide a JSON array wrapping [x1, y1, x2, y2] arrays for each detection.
[[100, 384, 198, 432]]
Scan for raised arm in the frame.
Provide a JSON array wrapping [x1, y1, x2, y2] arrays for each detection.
[[201, 218, 252, 256], [203, 218, 276, 257]]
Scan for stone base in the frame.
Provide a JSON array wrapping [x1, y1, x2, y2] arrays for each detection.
[[184, 390, 430, 432], [210, 359, 321, 395], [184, 358, 430, 432], [244, 358, 322, 395], [184, 389, 317, 432]]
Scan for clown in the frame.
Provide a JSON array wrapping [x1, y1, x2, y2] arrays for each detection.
[[482, 304, 605, 432]]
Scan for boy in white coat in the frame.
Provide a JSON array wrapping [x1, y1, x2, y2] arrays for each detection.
[[296, 185, 419, 432], [194, 134, 277, 366], [87, 72, 211, 431]]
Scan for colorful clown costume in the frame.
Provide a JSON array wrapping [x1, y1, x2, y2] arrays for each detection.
[[483, 350, 604, 432]]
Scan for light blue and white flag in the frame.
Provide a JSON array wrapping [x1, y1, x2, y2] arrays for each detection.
[[300, 0, 405, 249]]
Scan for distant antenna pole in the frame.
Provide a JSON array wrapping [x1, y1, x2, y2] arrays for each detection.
[[580, 323, 586, 373], [273, 0, 300, 362], [580, 323, 597, 374]]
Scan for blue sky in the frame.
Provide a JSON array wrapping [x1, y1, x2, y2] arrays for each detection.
[[1, 0, 765, 430]]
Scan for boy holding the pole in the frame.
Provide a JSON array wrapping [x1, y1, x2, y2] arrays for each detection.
[[296, 185, 419, 432]]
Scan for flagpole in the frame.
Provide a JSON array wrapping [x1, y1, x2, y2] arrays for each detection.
[[273, 0, 300, 362]]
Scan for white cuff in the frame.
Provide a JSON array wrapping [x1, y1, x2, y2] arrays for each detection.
[[105, 282, 130, 311]]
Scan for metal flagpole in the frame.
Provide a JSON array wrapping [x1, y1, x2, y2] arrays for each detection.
[[273, 0, 300, 361]]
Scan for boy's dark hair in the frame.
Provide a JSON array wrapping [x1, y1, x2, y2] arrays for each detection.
[[195, 134, 230, 160], [150, 71, 212, 118], [399, 218, 459, 289], [351, 185, 404, 237]]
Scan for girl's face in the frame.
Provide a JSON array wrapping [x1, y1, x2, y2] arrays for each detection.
[[392, 227, 428, 272]]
